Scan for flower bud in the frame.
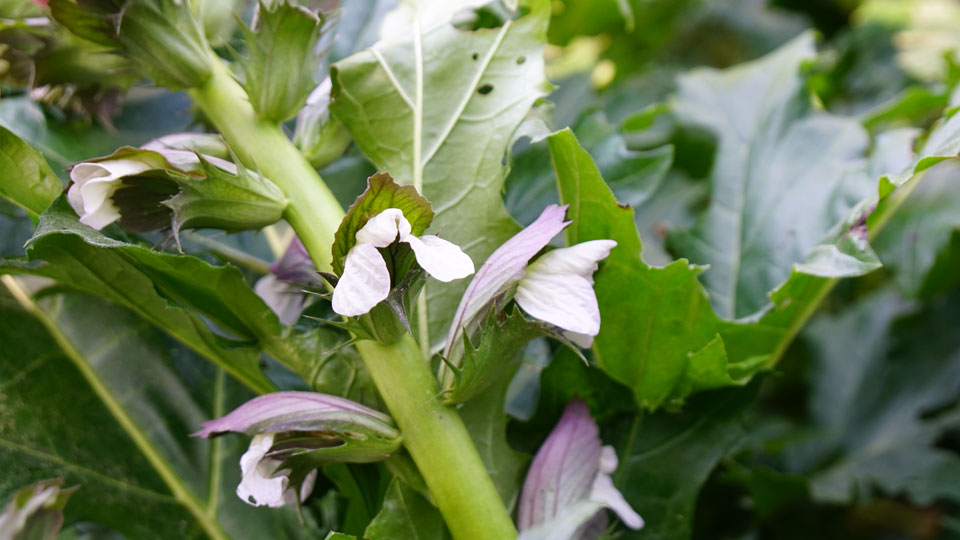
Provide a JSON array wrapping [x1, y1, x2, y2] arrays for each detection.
[[49, 0, 215, 90], [239, 1, 326, 123], [294, 79, 352, 168], [193, 391, 402, 508], [67, 145, 286, 241], [0, 479, 76, 540]]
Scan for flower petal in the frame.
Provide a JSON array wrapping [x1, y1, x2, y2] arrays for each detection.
[[403, 234, 475, 282], [589, 446, 643, 530], [515, 272, 600, 336], [355, 207, 411, 247], [518, 399, 601, 531], [69, 158, 154, 230], [237, 434, 290, 507], [527, 240, 617, 281], [443, 204, 570, 357], [332, 243, 391, 316], [192, 391, 397, 439], [254, 274, 306, 325], [270, 236, 317, 284]]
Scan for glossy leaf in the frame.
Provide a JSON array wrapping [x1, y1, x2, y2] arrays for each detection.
[[10, 200, 322, 392], [548, 128, 750, 409], [331, 0, 551, 351], [0, 126, 61, 220], [0, 287, 315, 539]]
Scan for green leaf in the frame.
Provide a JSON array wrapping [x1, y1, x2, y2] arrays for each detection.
[[0, 126, 61, 220], [548, 128, 745, 409], [504, 110, 673, 227], [795, 288, 960, 505], [332, 172, 433, 275], [8, 199, 320, 393], [0, 286, 316, 539], [444, 305, 544, 405], [668, 32, 875, 319], [873, 162, 960, 298], [617, 387, 755, 540], [460, 368, 528, 509], [238, 2, 324, 123], [718, 94, 960, 370], [331, 0, 551, 350], [364, 478, 450, 540]]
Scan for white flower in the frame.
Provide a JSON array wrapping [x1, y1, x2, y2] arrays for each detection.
[[237, 434, 318, 508], [514, 239, 617, 348], [332, 208, 475, 316], [67, 158, 153, 229]]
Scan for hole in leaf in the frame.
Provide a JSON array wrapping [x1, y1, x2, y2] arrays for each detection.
[[516, 56, 526, 65], [471, 52, 479, 60], [477, 84, 494, 95]]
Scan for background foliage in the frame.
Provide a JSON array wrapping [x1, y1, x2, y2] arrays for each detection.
[[1, 0, 960, 538]]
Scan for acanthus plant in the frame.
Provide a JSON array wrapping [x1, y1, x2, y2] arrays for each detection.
[[1, 0, 959, 539]]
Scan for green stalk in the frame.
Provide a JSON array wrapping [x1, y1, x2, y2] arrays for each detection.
[[189, 58, 517, 540], [357, 335, 518, 539], [190, 59, 344, 272]]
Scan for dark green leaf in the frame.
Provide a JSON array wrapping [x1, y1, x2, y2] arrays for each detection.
[[331, 172, 433, 275], [0, 286, 315, 539], [795, 288, 960, 505], [9, 199, 323, 392], [618, 387, 756, 540], [364, 478, 450, 540]]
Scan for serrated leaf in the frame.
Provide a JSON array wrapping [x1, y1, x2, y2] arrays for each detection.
[[0, 287, 316, 539], [444, 305, 544, 405], [364, 478, 451, 540], [0, 126, 62, 220], [239, 2, 325, 123], [331, 0, 551, 351], [331, 172, 433, 275], [548, 128, 744, 409], [794, 288, 960, 505], [668, 32, 876, 319]]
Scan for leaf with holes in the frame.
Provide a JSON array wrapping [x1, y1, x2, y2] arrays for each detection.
[[331, 0, 552, 351]]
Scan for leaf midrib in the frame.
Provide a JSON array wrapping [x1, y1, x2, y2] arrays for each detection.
[[2, 276, 229, 540]]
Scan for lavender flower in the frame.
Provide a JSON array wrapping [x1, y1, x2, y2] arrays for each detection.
[[194, 392, 401, 508], [443, 204, 616, 357], [517, 399, 642, 539], [254, 236, 318, 324]]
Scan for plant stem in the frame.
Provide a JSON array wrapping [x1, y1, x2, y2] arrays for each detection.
[[357, 334, 518, 539], [189, 58, 344, 272], [189, 57, 516, 539]]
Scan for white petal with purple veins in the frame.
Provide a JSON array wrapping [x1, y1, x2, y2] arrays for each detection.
[[403, 234, 475, 282], [515, 272, 600, 336], [332, 243, 391, 316]]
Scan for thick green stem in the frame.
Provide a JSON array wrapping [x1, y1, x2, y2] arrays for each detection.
[[357, 335, 518, 539], [189, 58, 516, 539], [189, 59, 344, 272]]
